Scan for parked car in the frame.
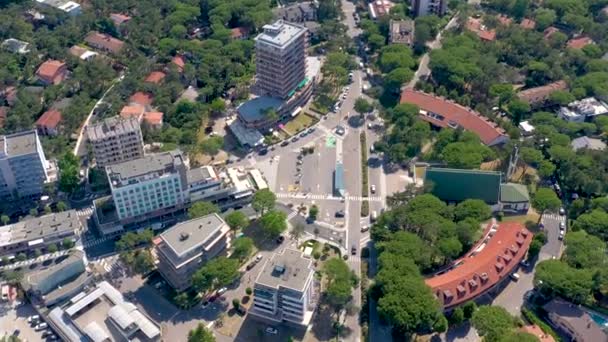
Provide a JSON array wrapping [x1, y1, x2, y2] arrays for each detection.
[[559, 231, 564, 240], [217, 287, 227, 295], [559, 221, 566, 231], [307, 128, 315, 134], [370, 184, 376, 194], [335, 210, 345, 218], [258, 149, 268, 156], [35, 323, 48, 331], [370, 211, 377, 222], [28, 315, 40, 324], [280, 140, 289, 147], [276, 235, 285, 244], [360, 225, 369, 233], [559, 207, 565, 215], [351, 245, 357, 255], [510, 273, 520, 281]]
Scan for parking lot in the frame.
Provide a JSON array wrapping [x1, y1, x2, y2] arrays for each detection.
[[0, 301, 52, 341]]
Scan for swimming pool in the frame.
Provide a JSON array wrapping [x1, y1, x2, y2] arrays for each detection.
[[587, 310, 608, 328]]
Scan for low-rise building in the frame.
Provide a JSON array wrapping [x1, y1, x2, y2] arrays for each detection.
[[389, 19, 414, 46], [250, 249, 317, 327], [35, 0, 81, 16], [2, 38, 30, 54], [567, 36, 595, 50], [231, 27, 250, 40], [401, 90, 508, 146], [500, 183, 530, 214], [129, 92, 154, 108], [520, 18, 536, 30], [48, 281, 160, 342], [466, 17, 496, 41], [68, 45, 98, 61], [0, 210, 81, 257], [518, 121, 535, 136], [119, 104, 145, 122], [36, 60, 69, 85], [368, 0, 395, 20], [155, 213, 231, 290], [144, 71, 166, 84], [35, 109, 62, 136], [571, 136, 607, 151], [426, 222, 532, 309], [543, 298, 608, 342], [412, 0, 447, 17], [106, 150, 188, 223], [85, 31, 125, 55], [143, 111, 163, 129], [274, 2, 317, 23], [22, 250, 92, 307], [516, 80, 567, 108], [86, 116, 144, 167], [558, 97, 608, 122]]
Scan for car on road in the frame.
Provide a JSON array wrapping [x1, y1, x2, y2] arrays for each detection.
[[307, 128, 315, 134], [559, 231, 565, 240], [266, 327, 278, 335], [291, 136, 299, 143], [258, 149, 268, 156], [201, 300, 210, 308], [370, 211, 377, 222], [370, 184, 376, 194], [559, 207, 565, 215], [299, 132, 307, 138], [559, 221, 566, 230], [335, 210, 345, 218], [12, 330, 20, 337], [351, 245, 357, 255], [217, 287, 227, 295], [335, 126, 345, 135], [280, 140, 289, 147], [361, 225, 369, 232]]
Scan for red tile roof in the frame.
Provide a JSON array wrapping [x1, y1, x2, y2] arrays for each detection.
[[144, 71, 166, 84], [143, 111, 163, 127], [400, 89, 508, 145], [129, 92, 153, 106], [497, 15, 513, 26], [85, 31, 125, 54], [517, 80, 568, 105], [425, 222, 533, 309], [567, 36, 594, 49], [171, 55, 185, 72], [36, 60, 68, 85], [520, 18, 536, 29], [231, 27, 249, 40], [543, 27, 559, 40], [110, 13, 131, 26], [36, 109, 62, 129], [466, 17, 496, 41], [120, 104, 144, 121]]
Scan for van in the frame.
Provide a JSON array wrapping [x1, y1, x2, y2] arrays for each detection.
[[510, 273, 520, 281], [370, 211, 377, 222]]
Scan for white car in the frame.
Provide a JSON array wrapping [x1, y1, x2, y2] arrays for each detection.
[[217, 287, 227, 295], [35, 323, 48, 331], [510, 273, 520, 281]]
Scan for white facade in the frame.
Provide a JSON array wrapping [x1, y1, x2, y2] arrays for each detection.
[[558, 97, 608, 122], [113, 174, 185, 221]]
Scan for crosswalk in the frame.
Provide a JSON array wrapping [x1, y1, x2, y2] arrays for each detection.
[[77, 207, 94, 217], [360, 234, 371, 246], [287, 211, 298, 220], [90, 255, 121, 273], [542, 213, 566, 222], [83, 236, 112, 248], [276, 193, 383, 202]]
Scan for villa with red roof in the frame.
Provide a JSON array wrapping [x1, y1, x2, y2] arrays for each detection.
[[425, 221, 532, 310], [466, 17, 496, 41], [129, 92, 154, 108], [143, 111, 163, 129], [520, 18, 536, 30], [231, 27, 250, 40], [36, 60, 69, 85], [85, 31, 125, 55], [36, 109, 63, 136], [120, 104, 144, 121], [145, 71, 166, 84], [171, 55, 185, 73], [400, 89, 509, 146], [567, 36, 595, 50]]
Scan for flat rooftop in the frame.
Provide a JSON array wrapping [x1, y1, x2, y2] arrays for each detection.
[[256, 20, 307, 49], [159, 213, 226, 258], [0, 130, 39, 157], [256, 249, 313, 292], [0, 210, 80, 249], [237, 96, 283, 123], [106, 150, 183, 182], [187, 166, 216, 184], [87, 116, 140, 141]]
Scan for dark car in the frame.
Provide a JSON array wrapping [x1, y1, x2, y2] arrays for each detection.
[[280, 141, 289, 147], [351, 245, 357, 255], [276, 235, 285, 244], [335, 210, 345, 218], [258, 149, 268, 156], [246, 262, 256, 271]]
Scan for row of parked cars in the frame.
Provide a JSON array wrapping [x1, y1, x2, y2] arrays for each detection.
[[28, 315, 58, 340]]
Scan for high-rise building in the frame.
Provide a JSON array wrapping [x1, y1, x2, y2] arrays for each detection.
[[155, 213, 231, 291], [250, 249, 317, 327], [0, 130, 49, 199], [255, 20, 308, 100], [412, 0, 447, 17], [87, 116, 144, 167], [106, 150, 188, 223]]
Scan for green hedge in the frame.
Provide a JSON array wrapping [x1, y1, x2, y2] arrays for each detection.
[[521, 308, 562, 342], [360, 132, 370, 217]]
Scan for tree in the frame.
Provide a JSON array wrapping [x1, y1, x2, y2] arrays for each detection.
[[62, 238, 74, 249], [188, 323, 216, 342], [489, 83, 515, 106], [538, 160, 556, 180], [507, 99, 531, 122], [115, 229, 154, 250], [188, 201, 220, 219], [534, 8, 557, 30], [58, 152, 80, 194], [174, 292, 190, 309], [354, 98, 373, 114], [1, 215, 9, 225], [199, 136, 224, 158], [573, 209, 608, 241], [440, 142, 495, 169], [225, 211, 249, 231], [29, 208, 37, 217], [246, 287, 252, 295], [48, 243, 58, 253], [323, 258, 358, 313], [259, 210, 287, 238], [454, 199, 492, 222], [290, 222, 306, 241], [192, 257, 239, 293], [232, 298, 240, 310], [532, 188, 561, 221], [433, 315, 448, 333], [450, 307, 465, 326], [56, 201, 68, 212], [528, 232, 547, 259], [462, 301, 477, 319], [16, 253, 26, 261], [120, 249, 155, 275], [252, 189, 276, 215], [308, 204, 319, 221], [231, 237, 254, 261], [471, 306, 516, 342]]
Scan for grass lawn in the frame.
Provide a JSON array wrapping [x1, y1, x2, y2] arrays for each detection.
[[283, 113, 316, 135], [502, 210, 540, 225]]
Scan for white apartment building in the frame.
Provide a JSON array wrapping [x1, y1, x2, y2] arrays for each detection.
[[87, 116, 144, 167], [155, 214, 231, 291], [255, 20, 308, 100], [558, 97, 608, 122], [412, 0, 447, 17], [0, 130, 50, 199], [250, 249, 317, 327], [106, 150, 188, 223]]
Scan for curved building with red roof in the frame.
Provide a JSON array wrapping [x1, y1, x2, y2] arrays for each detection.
[[425, 221, 532, 309]]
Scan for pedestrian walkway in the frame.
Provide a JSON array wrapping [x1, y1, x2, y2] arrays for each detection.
[[77, 207, 94, 217], [89, 255, 121, 274], [287, 211, 298, 221], [0, 251, 68, 270], [360, 234, 371, 246], [542, 213, 566, 222], [83, 236, 112, 248], [276, 192, 383, 202]]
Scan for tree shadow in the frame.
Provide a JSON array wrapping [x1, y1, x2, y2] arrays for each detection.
[[310, 303, 338, 341]]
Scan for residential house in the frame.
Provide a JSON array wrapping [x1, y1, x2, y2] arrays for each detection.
[[571, 136, 606, 151], [543, 298, 608, 342], [85, 31, 125, 55], [520, 18, 536, 29], [129, 92, 154, 108], [36, 60, 69, 85], [543, 27, 560, 40], [466, 17, 496, 41], [171, 55, 185, 73], [516, 80, 568, 108], [35, 0, 81, 16], [231, 27, 250, 40], [368, 0, 394, 20], [143, 112, 163, 129], [35, 109, 62, 136], [558, 97, 608, 122], [2, 38, 30, 54], [500, 183, 530, 213], [273, 2, 317, 23], [567, 36, 595, 49], [120, 104, 145, 122], [144, 71, 166, 84], [69, 45, 98, 61], [110, 13, 131, 35], [389, 19, 415, 46]]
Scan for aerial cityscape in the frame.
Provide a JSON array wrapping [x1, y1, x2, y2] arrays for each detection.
[[0, 0, 607, 341]]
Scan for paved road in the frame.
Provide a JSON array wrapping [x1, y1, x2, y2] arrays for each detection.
[[492, 212, 565, 315]]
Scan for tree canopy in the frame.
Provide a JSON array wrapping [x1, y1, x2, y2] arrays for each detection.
[[188, 201, 220, 219]]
